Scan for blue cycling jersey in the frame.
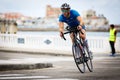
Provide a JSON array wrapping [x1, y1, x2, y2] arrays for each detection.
[[59, 9, 80, 28]]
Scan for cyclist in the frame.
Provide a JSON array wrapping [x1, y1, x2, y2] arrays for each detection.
[[59, 3, 92, 62], [59, 3, 89, 48]]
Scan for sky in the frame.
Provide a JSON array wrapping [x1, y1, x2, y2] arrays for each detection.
[[0, 0, 120, 24]]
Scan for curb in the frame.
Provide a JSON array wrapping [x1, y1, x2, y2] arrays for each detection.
[[0, 63, 53, 71], [0, 49, 72, 56]]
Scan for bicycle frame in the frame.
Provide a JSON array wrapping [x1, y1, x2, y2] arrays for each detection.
[[62, 27, 93, 73], [63, 29, 84, 50], [74, 32, 83, 47]]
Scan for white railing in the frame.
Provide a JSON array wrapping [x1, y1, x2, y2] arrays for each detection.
[[0, 34, 120, 54]]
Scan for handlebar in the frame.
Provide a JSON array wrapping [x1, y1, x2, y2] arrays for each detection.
[[62, 28, 84, 41], [62, 31, 70, 40]]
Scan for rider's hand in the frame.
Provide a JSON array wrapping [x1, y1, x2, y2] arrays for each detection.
[[60, 32, 64, 38], [77, 25, 82, 30]]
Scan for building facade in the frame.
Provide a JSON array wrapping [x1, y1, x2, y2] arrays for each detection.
[[46, 5, 61, 18], [82, 9, 109, 27]]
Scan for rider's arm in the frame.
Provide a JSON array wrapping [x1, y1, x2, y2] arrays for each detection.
[[77, 16, 86, 39], [77, 16, 84, 26], [59, 22, 64, 33], [114, 29, 117, 42], [77, 16, 85, 31], [59, 22, 64, 37]]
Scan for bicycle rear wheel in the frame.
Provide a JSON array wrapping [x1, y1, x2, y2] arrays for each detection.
[[84, 46, 93, 72], [72, 43, 85, 73]]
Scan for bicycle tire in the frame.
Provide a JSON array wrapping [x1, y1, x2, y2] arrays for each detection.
[[84, 46, 93, 72], [72, 43, 85, 73]]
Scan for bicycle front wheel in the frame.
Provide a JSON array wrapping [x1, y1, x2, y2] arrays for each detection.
[[72, 43, 85, 73]]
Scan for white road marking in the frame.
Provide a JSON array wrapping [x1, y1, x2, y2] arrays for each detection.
[[0, 74, 24, 77], [0, 75, 51, 79], [0, 74, 78, 80]]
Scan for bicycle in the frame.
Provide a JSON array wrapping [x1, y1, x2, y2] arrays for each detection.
[[62, 27, 93, 73]]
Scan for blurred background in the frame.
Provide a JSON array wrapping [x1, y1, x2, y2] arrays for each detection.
[[0, 0, 120, 53], [0, 0, 120, 32]]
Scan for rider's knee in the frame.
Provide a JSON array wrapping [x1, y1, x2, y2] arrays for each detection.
[[79, 29, 86, 40]]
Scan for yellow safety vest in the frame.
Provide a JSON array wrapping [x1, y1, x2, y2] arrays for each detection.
[[109, 28, 116, 41]]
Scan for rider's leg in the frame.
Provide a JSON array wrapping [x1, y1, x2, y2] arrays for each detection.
[[79, 29, 86, 40], [79, 29, 90, 51], [79, 29, 93, 59], [79, 29, 93, 60]]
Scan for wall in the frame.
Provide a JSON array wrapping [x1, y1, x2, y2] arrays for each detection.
[[0, 34, 120, 54]]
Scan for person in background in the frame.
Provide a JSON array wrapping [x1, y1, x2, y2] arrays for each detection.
[[109, 24, 117, 57]]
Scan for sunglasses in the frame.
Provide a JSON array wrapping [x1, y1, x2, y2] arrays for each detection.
[[61, 9, 70, 13]]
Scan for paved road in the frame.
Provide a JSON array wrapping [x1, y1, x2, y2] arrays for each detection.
[[0, 51, 120, 80]]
